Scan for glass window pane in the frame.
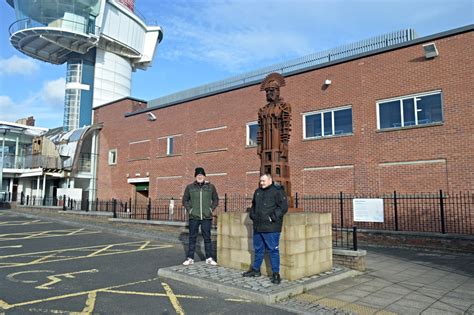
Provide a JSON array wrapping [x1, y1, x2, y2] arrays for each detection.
[[248, 124, 258, 146], [168, 137, 174, 155], [379, 100, 401, 129], [334, 108, 352, 134], [403, 99, 415, 126], [305, 113, 321, 138], [323, 112, 332, 136], [416, 93, 443, 125]]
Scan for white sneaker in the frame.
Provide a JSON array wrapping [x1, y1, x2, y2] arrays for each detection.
[[182, 258, 194, 266], [206, 257, 217, 266]]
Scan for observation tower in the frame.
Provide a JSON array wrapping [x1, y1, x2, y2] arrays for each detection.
[[6, 0, 163, 130]]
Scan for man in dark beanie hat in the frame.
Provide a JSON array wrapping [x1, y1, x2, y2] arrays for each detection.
[[194, 167, 206, 177], [182, 167, 219, 266]]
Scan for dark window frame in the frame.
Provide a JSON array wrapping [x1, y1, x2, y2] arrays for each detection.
[[377, 90, 443, 130], [303, 105, 353, 139]]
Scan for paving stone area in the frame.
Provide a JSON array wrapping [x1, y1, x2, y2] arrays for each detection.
[[158, 261, 358, 306], [276, 298, 353, 315]]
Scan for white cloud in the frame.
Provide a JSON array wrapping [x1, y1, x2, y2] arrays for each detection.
[[0, 78, 65, 127], [0, 95, 15, 113], [0, 55, 40, 76], [42, 78, 66, 105], [147, 0, 473, 73]]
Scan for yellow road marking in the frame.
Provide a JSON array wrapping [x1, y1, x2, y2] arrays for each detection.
[[0, 241, 173, 268], [36, 269, 99, 290], [101, 289, 204, 299], [28, 308, 71, 314], [0, 277, 203, 312], [24, 231, 50, 239], [0, 220, 50, 226], [162, 282, 185, 315], [81, 291, 97, 314], [87, 245, 113, 257], [0, 245, 22, 249], [0, 228, 100, 241], [225, 298, 251, 302], [29, 253, 58, 264], [7, 270, 54, 283], [0, 241, 159, 259], [0, 298, 11, 309], [67, 228, 85, 235], [139, 241, 151, 250]]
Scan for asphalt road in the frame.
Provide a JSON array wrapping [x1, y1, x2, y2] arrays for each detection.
[[0, 211, 294, 314]]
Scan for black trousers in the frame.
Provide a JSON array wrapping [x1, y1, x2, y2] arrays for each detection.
[[187, 219, 212, 259]]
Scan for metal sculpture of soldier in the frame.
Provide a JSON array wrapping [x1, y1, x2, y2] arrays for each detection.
[[257, 73, 292, 202]]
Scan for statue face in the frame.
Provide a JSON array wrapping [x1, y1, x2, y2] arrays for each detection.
[[265, 87, 279, 102]]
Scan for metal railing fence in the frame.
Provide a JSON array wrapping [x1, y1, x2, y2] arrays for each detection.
[[15, 191, 473, 235]]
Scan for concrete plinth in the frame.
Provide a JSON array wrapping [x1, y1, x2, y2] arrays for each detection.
[[217, 212, 332, 281]]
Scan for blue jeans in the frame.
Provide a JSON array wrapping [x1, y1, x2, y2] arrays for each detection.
[[252, 231, 281, 273], [187, 219, 212, 259]]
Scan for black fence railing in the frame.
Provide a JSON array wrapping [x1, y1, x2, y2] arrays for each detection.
[[333, 226, 358, 250], [299, 191, 473, 235], [14, 191, 473, 235]]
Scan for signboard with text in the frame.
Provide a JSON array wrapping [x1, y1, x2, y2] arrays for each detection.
[[353, 198, 384, 222]]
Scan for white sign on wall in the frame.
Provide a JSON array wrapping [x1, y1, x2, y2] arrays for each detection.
[[353, 198, 384, 222]]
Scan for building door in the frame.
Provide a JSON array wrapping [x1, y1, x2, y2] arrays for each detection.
[[12, 178, 18, 201]]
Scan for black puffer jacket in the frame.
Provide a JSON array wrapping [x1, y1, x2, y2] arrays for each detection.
[[249, 184, 288, 232]]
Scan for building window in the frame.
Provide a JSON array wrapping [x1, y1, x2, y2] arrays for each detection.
[[303, 106, 353, 139], [167, 137, 174, 155], [377, 91, 443, 129], [108, 149, 117, 165], [246, 122, 258, 146]]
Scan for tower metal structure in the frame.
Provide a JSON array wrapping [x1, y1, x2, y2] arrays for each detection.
[[6, 0, 163, 131]]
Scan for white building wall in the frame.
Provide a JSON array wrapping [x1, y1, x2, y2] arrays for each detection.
[[93, 49, 132, 107], [101, 2, 146, 55]]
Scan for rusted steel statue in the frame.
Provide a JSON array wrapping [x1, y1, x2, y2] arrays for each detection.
[[257, 73, 293, 205]]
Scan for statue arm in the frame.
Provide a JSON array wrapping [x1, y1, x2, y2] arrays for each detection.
[[280, 103, 291, 143], [257, 114, 263, 156], [279, 103, 291, 158]]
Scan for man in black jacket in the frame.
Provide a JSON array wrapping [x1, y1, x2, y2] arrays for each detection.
[[243, 173, 288, 284], [182, 167, 219, 266]]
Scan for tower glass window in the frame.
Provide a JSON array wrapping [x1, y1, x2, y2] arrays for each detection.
[[63, 90, 81, 130], [66, 61, 82, 83], [12, 0, 101, 34]]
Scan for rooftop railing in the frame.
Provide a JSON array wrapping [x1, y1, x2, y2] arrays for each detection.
[[1, 153, 61, 170], [9, 17, 100, 36], [148, 29, 417, 109]]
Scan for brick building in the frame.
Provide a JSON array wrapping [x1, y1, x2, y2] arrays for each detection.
[[94, 25, 473, 201]]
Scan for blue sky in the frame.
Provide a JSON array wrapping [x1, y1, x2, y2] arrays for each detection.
[[0, 0, 472, 128]]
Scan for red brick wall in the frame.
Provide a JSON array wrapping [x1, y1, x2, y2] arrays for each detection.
[[94, 31, 474, 200]]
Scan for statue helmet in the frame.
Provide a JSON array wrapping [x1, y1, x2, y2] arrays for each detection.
[[260, 73, 286, 91]]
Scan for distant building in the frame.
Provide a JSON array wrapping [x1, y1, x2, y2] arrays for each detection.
[[0, 120, 99, 204], [94, 25, 473, 201], [5, 0, 163, 131]]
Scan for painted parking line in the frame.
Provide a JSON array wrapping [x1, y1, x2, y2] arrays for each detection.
[[0, 245, 22, 249], [0, 241, 173, 268], [0, 278, 204, 314], [0, 228, 100, 241], [0, 219, 51, 226]]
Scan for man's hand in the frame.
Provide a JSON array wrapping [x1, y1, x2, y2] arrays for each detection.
[[212, 209, 218, 218]]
